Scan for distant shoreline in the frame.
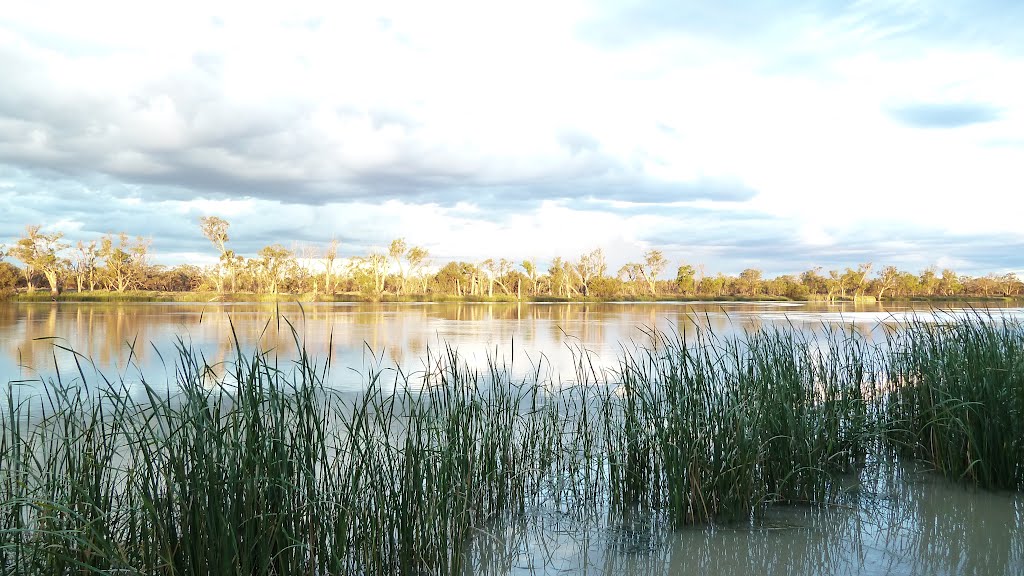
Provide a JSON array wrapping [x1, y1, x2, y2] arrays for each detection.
[[6, 290, 1024, 305]]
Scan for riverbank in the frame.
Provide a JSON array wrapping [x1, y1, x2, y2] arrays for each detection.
[[8, 289, 1024, 305]]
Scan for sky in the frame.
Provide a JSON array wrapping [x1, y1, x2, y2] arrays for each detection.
[[1, 0, 1022, 277]]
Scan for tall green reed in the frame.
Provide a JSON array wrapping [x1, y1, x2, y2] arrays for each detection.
[[883, 312, 1024, 489], [602, 321, 878, 526]]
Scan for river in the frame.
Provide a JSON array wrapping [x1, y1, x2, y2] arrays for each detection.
[[2, 299, 1022, 575], [4, 299, 1023, 391]]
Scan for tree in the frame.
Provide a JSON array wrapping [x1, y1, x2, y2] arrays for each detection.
[[432, 261, 478, 295], [296, 244, 321, 295], [640, 250, 667, 295], [387, 238, 431, 295], [100, 233, 151, 292], [349, 252, 388, 296], [919, 267, 939, 296], [256, 244, 293, 294], [482, 258, 514, 296], [939, 269, 962, 296], [843, 263, 872, 299], [72, 240, 99, 292], [573, 248, 606, 297], [324, 238, 339, 294], [199, 216, 231, 293], [738, 268, 763, 297], [617, 263, 644, 296], [700, 273, 728, 297], [675, 264, 696, 295], [0, 261, 20, 294], [9, 225, 68, 296], [800, 267, 827, 297], [406, 246, 430, 293], [521, 260, 538, 295], [548, 257, 574, 298], [875, 266, 900, 300], [388, 238, 408, 294], [826, 270, 844, 300]]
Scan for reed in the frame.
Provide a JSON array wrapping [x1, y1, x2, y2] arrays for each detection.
[[602, 321, 877, 526], [883, 312, 1024, 489]]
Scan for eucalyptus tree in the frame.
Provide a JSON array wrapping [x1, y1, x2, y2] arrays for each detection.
[[432, 261, 478, 295], [387, 238, 430, 294], [875, 266, 900, 300], [919, 267, 939, 296], [295, 243, 322, 295], [482, 258, 514, 295], [348, 252, 388, 296], [738, 268, 763, 297], [99, 233, 151, 292], [521, 259, 538, 295], [573, 248, 606, 297], [617, 263, 644, 296], [675, 264, 697, 295], [388, 238, 408, 293], [199, 216, 232, 293], [256, 244, 293, 294], [827, 270, 844, 300], [800, 267, 827, 297], [324, 238, 339, 294], [641, 249, 667, 295], [939, 269, 962, 296], [72, 240, 99, 292], [406, 246, 431, 293], [700, 273, 728, 297], [548, 257, 573, 298], [843, 263, 872, 299], [9, 225, 68, 295], [0, 261, 20, 294]]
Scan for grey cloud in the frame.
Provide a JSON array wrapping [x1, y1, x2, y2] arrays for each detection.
[[0, 33, 761, 210], [642, 217, 1024, 277], [887, 102, 1002, 129]]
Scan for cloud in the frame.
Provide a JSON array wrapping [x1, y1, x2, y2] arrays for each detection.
[[887, 102, 1003, 129], [1, 2, 1023, 278]]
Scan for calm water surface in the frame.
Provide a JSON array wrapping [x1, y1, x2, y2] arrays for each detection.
[[470, 464, 1023, 575], [4, 300, 1023, 390], [2, 300, 1022, 576]]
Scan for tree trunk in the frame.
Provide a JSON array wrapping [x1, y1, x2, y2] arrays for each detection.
[[45, 271, 60, 296]]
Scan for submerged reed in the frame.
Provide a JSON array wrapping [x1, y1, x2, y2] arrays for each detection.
[[1, 311, 1021, 574]]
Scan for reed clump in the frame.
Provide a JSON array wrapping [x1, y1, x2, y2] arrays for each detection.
[[883, 313, 1024, 489], [603, 323, 877, 525]]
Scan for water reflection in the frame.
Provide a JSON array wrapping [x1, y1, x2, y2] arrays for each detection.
[[2, 301, 1022, 390], [466, 464, 1024, 575]]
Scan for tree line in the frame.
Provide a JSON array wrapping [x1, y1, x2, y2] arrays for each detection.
[[1, 219, 1021, 300]]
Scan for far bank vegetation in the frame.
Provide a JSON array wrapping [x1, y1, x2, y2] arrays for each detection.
[[0, 218, 1021, 302]]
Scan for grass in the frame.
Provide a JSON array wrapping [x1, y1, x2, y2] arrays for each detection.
[[1, 312, 1022, 574]]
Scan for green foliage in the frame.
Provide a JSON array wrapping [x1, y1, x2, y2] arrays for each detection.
[[0, 262, 21, 295]]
